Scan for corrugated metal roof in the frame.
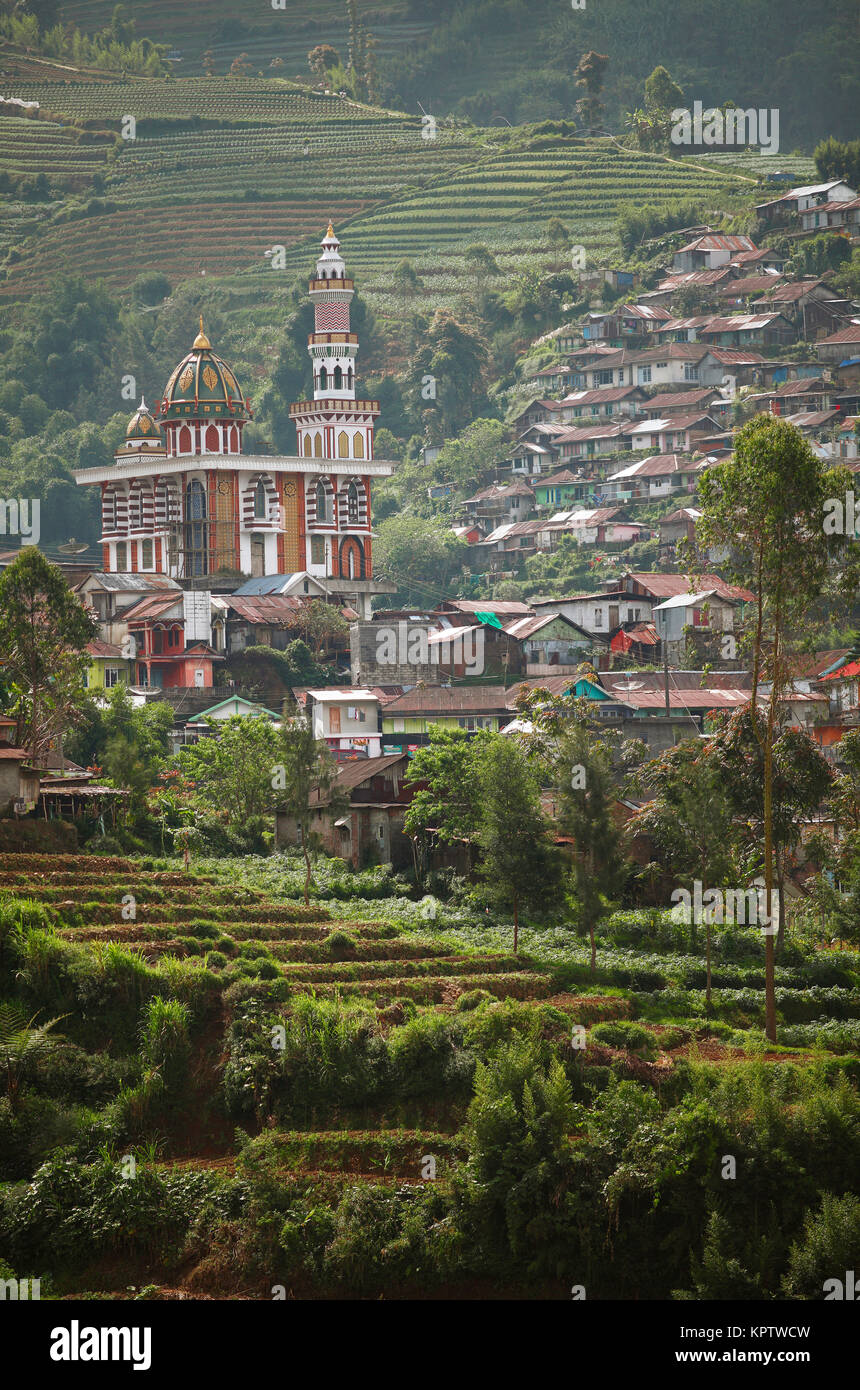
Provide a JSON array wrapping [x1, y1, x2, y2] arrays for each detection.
[[384, 685, 511, 714], [81, 572, 180, 592], [122, 594, 182, 622], [225, 596, 305, 623]]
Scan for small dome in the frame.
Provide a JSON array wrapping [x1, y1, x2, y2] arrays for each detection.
[[125, 397, 161, 443], [159, 318, 251, 423]]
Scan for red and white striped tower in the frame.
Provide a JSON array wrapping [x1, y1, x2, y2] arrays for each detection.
[[290, 223, 380, 464]]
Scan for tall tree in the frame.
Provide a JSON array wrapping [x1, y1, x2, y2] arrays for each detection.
[[476, 735, 563, 952], [697, 416, 857, 1039], [273, 721, 345, 904], [574, 51, 609, 135], [404, 726, 489, 881], [631, 739, 737, 1002], [0, 547, 96, 763]]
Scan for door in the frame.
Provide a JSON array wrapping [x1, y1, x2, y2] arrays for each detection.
[[609, 606, 619, 629], [194, 669, 205, 688], [251, 535, 265, 578], [329, 706, 341, 734]]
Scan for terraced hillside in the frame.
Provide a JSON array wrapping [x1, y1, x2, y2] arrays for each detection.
[[1, 851, 858, 1298], [0, 77, 755, 306]]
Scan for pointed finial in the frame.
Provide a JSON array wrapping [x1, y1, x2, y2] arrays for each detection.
[[193, 314, 211, 350], [326, 220, 335, 238]]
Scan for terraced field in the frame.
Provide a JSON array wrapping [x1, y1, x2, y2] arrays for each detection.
[[1, 851, 858, 1299], [0, 77, 756, 308]]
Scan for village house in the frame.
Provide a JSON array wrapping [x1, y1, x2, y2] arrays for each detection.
[[751, 279, 856, 339], [120, 588, 221, 690], [461, 480, 535, 530], [697, 313, 796, 349], [815, 322, 860, 365], [604, 452, 712, 503], [798, 196, 860, 237], [559, 385, 647, 421], [0, 718, 40, 813], [275, 752, 413, 868], [82, 640, 134, 692], [303, 687, 382, 759], [651, 589, 741, 664], [531, 589, 654, 638], [639, 388, 728, 420], [177, 694, 283, 749], [533, 468, 589, 510], [503, 612, 596, 676], [75, 572, 182, 649], [658, 505, 702, 561], [756, 180, 858, 226], [749, 375, 835, 416], [552, 421, 632, 462], [628, 413, 721, 454], [380, 685, 514, 753], [511, 398, 565, 433], [672, 233, 757, 274], [718, 273, 785, 307]]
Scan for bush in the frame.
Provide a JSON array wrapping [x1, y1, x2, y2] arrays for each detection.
[[591, 1021, 657, 1058]]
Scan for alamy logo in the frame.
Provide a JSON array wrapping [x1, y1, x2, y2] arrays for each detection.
[[671, 102, 780, 155], [0, 1276, 40, 1299], [0, 498, 40, 545], [823, 1270, 860, 1300], [375, 621, 485, 676], [50, 1321, 152, 1371], [671, 880, 779, 933]]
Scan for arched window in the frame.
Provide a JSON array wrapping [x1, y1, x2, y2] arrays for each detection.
[[205, 424, 219, 452], [303, 434, 312, 457], [178, 425, 192, 455], [319, 365, 328, 391], [337, 430, 349, 458], [230, 426, 239, 453], [347, 481, 360, 524], [185, 478, 209, 576], [115, 541, 127, 571], [353, 433, 365, 459], [314, 434, 323, 458], [254, 479, 267, 519], [333, 364, 343, 390], [316, 480, 330, 525], [347, 366, 354, 390]]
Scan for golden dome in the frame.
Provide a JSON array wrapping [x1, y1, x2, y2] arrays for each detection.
[[125, 397, 162, 443], [159, 324, 250, 423], [193, 314, 211, 350]]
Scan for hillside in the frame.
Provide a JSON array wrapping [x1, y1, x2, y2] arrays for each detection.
[[49, 0, 860, 148], [0, 77, 760, 311]]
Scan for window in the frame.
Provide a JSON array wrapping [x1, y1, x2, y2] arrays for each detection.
[[311, 536, 325, 565], [315, 481, 330, 524], [637, 366, 652, 384], [141, 539, 153, 570], [104, 667, 121, 688], [656, 361, 667, 368], [347, 481, 360, 524], [319, 366, 328, 391], [115, 541, 127, 571], [594, 369, 613, 386], [337, 430, 349, 458], [82, 669, 89, 689], [573, 408, 582, 418], [392, 718, 405, 732], [684, 364, 699, 382], [593, 608, 603, 627], [185, 479, 209, 577], [254, 480, 267, 519], [347, 706, 366, 722]]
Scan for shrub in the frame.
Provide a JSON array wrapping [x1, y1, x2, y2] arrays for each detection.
[[591, 1021, 657, 1058]]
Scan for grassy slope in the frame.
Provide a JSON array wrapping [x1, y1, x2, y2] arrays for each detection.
[[0, 77, 766, 312]]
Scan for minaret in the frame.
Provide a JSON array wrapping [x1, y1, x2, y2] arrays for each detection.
[[290, 224, 379, 461]]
